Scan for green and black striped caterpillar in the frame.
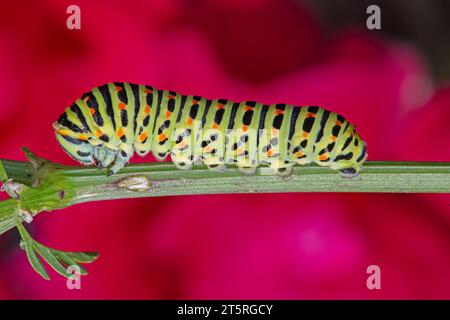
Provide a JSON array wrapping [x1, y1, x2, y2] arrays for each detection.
[[54, 82, 367, 178]]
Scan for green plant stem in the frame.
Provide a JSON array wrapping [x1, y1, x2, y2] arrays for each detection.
[[0, 148, 449, 236]]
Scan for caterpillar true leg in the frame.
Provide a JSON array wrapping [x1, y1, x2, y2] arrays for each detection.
[[107, 147, 132, 176], [100, 148, 117, 169], [95, 146, 108, 168], [107, 153, 128, 176]]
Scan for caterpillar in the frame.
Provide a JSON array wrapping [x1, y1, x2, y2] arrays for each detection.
[[54, 82, 367, 178]]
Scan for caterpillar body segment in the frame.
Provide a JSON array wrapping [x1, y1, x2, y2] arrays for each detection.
[[54, 82, 368, 178]]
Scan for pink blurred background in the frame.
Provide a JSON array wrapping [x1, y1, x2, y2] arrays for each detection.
[[0, 0, 449, 299]]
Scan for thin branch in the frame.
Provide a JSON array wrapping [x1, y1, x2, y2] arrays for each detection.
[[1, 148, 450, 237]]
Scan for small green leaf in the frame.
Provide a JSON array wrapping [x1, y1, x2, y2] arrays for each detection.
[[53, 251, 88, 275], [15, 215, 32, 242], [24, 244, 50, 280], [33, 242, 70, 277], [63, 251, 99, 264], [14, 214, 97, 280], [0, 160, 7, 183], [15, 218, 50, 280]]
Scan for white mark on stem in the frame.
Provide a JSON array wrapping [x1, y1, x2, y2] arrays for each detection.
[[117, 176, 152, 192]]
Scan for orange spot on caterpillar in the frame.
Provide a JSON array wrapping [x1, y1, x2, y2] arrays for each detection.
[[139, 132, 148, 142], [216, 104, 225, 109], [335, 120, 343, 127], [306, 112, 316, 118], [118, 103, 126, 110], [192, 99, 200, 104], [212, 123, 219, 129], [144, 88, 153, 94], [57, 129, 70, 136], [186, 117, 193, 125], [115, 86, 122, 92], [244, 106, 253, 111], [117, 128, 125, 138], [302, 132, 309, 138], [144, 105, 151, 114], [319, 154, 328, 161], [330, 136, 337, 142], [168, 94, 176, 100], [84, 96, 90, 102], [267, 150, 273, 157], [90, 108, 96, 115], [95, 129, 103, 138], [295, 151, 305, 157], [158, 133, 167, 142], [78, 134, 89, 141], [204, 146, 212, 153], [242, 125, 249, 132], [274, 109, 284, 115], [165, 111, 172, 118]]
